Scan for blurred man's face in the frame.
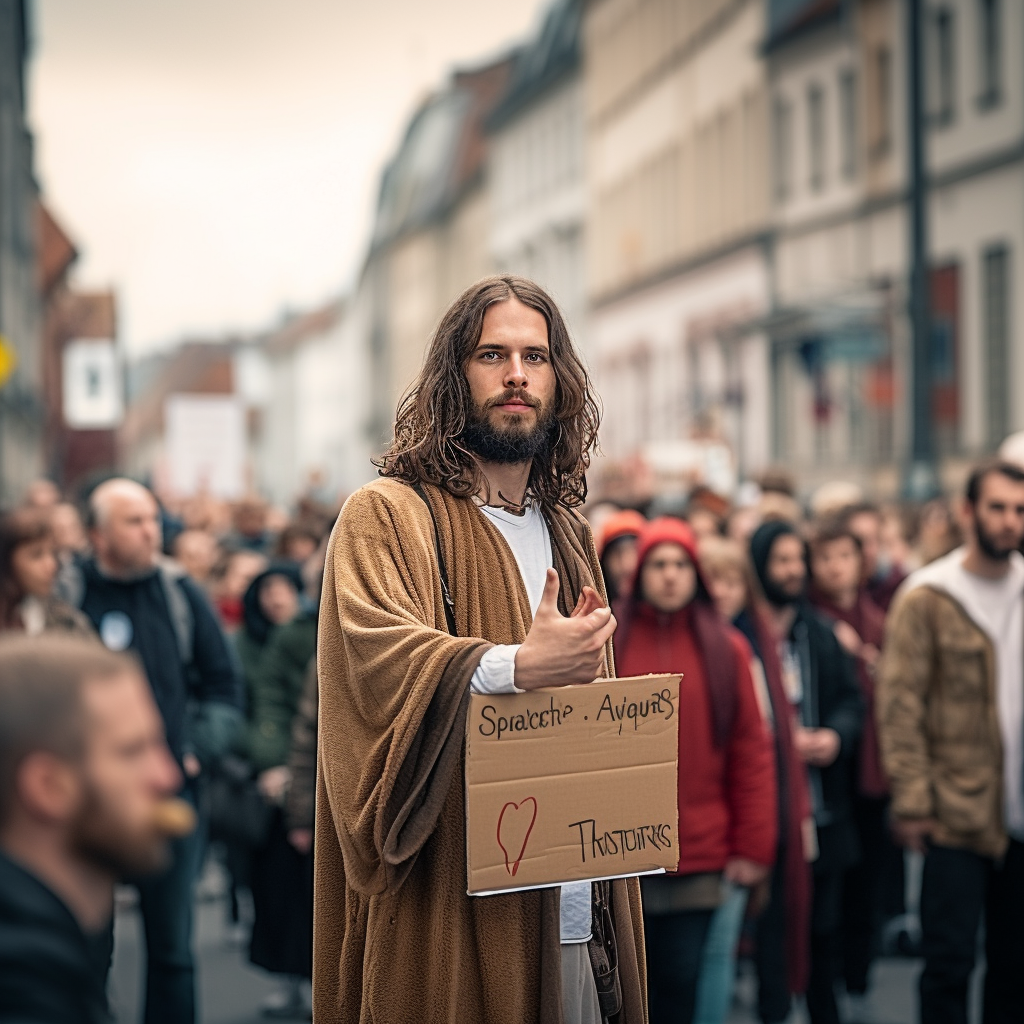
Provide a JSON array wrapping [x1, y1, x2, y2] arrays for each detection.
[[765, 534, 807, 603], [70, 671, 181, 877], [640, 542, 697, 614], [11, 539, 58, 599], [810, 537, 862, 602], [708, 567, 747, 621], [968, 473, 1024, 561], [50, 503, 88, 555], [462, 297, 556, 465], [258, 574, 300, 626], [846, 511, 881, 579], [94, 491, 161, 576], [173, 530, 218, 583]]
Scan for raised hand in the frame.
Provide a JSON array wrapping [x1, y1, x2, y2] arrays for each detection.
[[514, 570, 616, 690]]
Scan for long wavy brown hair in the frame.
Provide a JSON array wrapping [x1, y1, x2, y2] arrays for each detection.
[[375, 275, 601, 509]]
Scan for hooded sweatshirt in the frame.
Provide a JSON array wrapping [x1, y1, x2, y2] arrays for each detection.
[[613, 518, 777, 877]]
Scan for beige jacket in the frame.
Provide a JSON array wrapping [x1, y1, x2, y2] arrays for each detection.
[[878, 581, 1007, 858]]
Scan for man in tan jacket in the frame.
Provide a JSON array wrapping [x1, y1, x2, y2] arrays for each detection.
[[878, 460, 1024, 1024], [315, 276, 647, 1024]]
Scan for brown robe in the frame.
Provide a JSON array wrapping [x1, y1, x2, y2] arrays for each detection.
[[314, 479, 648, 1023]]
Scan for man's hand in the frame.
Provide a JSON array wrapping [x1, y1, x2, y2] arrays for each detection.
[[793, 726, 841, 767], [182, 753, 202, 779], [514, 570, 616, 690], [724, 857, 769, 888], [891, 816, 935, 855]]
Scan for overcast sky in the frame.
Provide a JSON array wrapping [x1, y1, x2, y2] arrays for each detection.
[[29, 0, 548, 356]]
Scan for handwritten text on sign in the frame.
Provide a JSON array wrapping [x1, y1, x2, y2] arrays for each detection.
[[465, 673, 680, 895]]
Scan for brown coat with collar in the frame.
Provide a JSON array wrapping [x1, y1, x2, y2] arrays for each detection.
[[877, 584, 1007, 858], [314, 479, 648, 1024]]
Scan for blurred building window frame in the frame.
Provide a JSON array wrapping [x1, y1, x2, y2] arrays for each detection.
[[928, 6, 956, 128], [983, 244, 1011, 446], [870, 45, 893, 158], [838, 68, 858, 182], [807, 82, 827, 192], [976, 0, 1002, 109], [773, 95, 794, 202]]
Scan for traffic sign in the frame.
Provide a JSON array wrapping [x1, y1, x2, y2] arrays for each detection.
[[0, 336, 17, 388]]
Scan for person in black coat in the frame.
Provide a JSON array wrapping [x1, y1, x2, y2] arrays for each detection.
[[749, 521, 864, 1024], [0, 637, 183, 1024], [67, 479, 244, 1024]]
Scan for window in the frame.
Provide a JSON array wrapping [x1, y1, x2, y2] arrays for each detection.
[[983, 245, 1011, 445], [839, 69, 857, 180], [978, 0, 1002, 108], [928, 8, 956, 126], [808, 83, 826, 191], [871, 46, 892, 156], [773, 96, 793, 202]]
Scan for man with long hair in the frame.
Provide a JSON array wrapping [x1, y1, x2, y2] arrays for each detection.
[[315, 276, 647, 1023]]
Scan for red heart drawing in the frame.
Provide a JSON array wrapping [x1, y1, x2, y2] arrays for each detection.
[[496, 797, 538, 877]]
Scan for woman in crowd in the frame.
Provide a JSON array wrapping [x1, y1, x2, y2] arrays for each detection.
[[699, 535, 814, 1024], [596, 507, 646, 603], [807, 519, 889, 1021], [614, 518, 777, 1024], [0, 506, 93, 637]]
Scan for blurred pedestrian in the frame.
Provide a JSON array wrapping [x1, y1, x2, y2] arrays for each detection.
[[0, 636, 187, 1024], [750, 522, 863, 1024], [230, 497, 273, 554], [614, 518, 777, 1024], [316, 276, 644, 1023], [235, 563, 303, 691], [807, 519, 889, 1021], [22, 478, 61, 510], [273, 522, 320, 564], [211, 548, 268, 633], [284, 662, 317, 858], [878, 461, 1024, 1024], [916, 498, 962, 566], [67, 478, 244, 1024], [247, 603, 317, 1018], [701, 537, 814, 1019], [171, 529, 220, 591], [0, 507, 93, 638], [596, 508, 646, 603], [842, 502, 907, 613], [50, 501, 90, 559]]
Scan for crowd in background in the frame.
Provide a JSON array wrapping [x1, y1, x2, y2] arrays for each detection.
[[0, 462, 1004, 1024]]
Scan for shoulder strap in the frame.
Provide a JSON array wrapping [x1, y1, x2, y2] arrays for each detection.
[[412, 484, 458, 637], [158, 565, 195, 666]]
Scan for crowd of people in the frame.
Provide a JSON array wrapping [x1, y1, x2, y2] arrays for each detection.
[[0, 475, 336, 1021], [0, 272, 1022, 1024]]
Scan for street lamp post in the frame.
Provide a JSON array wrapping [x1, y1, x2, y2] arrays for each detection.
[[905, 0, 939, 499]]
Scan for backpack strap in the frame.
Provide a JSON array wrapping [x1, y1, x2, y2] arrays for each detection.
[[158, 564, 195, 667], [412, 483, 457, 637]]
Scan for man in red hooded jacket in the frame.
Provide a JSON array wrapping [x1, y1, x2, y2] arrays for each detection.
[[614, 518, 777, 1024]]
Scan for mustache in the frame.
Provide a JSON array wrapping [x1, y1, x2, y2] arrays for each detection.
[[484, 388, 541, 411]]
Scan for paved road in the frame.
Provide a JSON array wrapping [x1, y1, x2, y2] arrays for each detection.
[[107, 867, 950, 1024]]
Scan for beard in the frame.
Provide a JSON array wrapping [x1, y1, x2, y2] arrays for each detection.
[[976, 519, 1020, 562], [68, 778, 171, 880], [762, 573, 806, 608], [460, 389, 555, 465]]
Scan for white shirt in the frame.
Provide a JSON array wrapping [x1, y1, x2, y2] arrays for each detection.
[[904, 548, 1024, 839], [469, 503, 592, 944]]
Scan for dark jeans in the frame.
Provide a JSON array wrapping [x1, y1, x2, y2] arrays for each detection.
[[843, 795, 890, 995], [806, 865, 844, 1024], [645, 909, 714, 1024], [128, 784, 203, 1024], [754, 854, 790, 1024], [919, 839, 1024, 1024]]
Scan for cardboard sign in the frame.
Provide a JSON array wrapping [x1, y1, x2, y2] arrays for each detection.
[[465, 673, 680, 896]]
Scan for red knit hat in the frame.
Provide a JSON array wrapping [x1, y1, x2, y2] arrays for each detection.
[[630, 516, 708, 597]]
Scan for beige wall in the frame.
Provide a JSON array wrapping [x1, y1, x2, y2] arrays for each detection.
[[586, 0, 770, 299]]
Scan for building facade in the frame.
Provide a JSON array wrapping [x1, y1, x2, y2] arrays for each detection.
[[0, 0, 44, 501], [487, 0, 588, 352], [584, 0, 774, 500]]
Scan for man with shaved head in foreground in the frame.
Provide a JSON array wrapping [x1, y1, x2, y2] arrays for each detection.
[[0, 636, 187, 1023], [63, 478, 243, 1024]]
